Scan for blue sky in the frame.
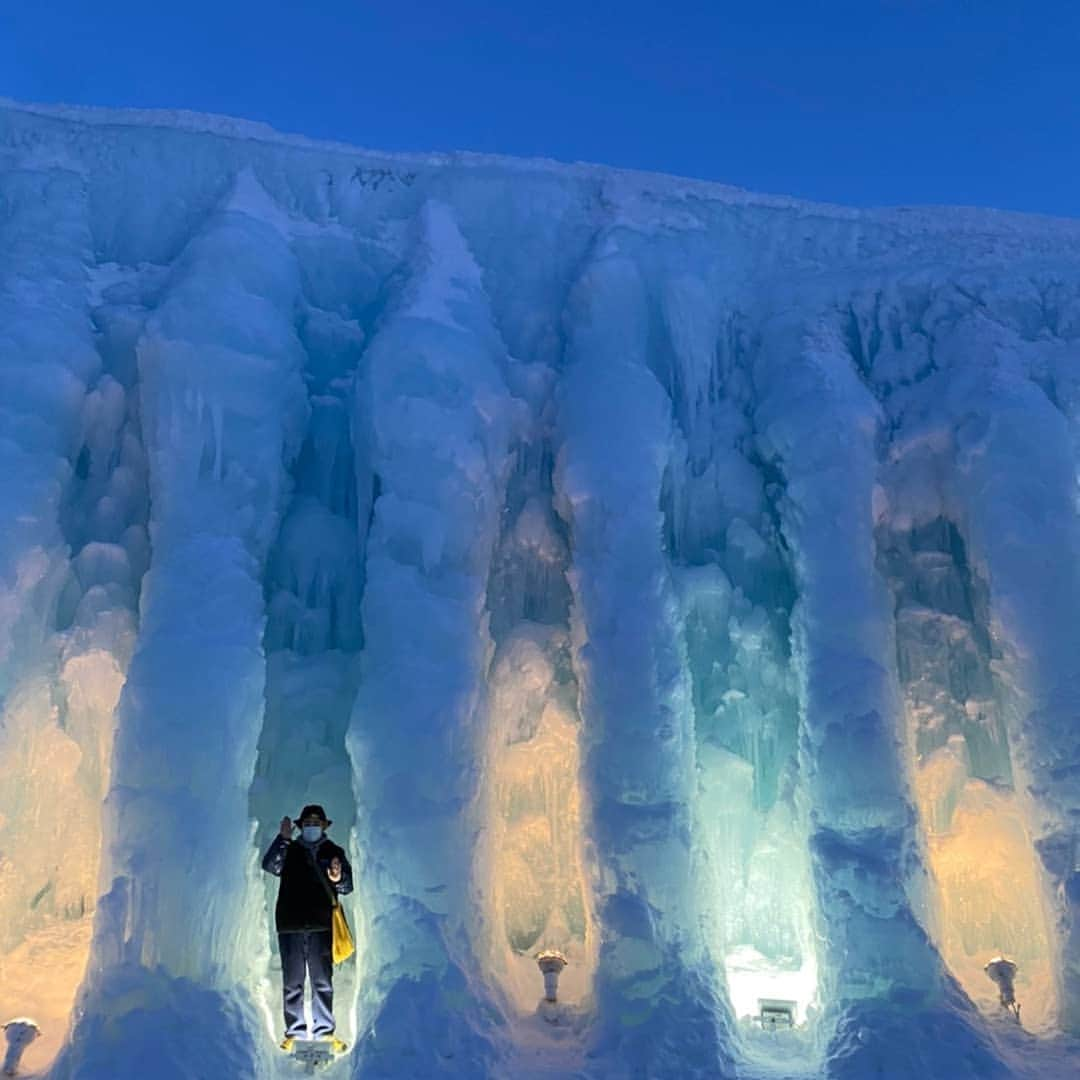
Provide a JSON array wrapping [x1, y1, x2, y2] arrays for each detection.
[[2, 1, 1078, 215]]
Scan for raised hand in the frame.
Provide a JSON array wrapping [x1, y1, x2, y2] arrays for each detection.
[[328, 856, 342, 883], [280, 816, 293, 839]]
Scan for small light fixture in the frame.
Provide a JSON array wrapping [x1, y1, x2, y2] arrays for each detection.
[[291, 1039, 335, 1075], [757, 999, 796, 1031], [2, 1018, 41, 1077], [536, 949, 568, 1003], [984, 956, 1021, 1022]]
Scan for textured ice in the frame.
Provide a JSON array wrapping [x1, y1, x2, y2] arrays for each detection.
[[0, 99, 1078, 1078]]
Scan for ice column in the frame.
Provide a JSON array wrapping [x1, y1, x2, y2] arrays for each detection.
[[554, 238, 729, 1076], [64, 174, 308, 1074], [753, 317, 996, 1075], [347, 201, 516, 1074]]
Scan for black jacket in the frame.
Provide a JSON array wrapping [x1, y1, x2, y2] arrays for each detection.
[[261, 834, 354, 933]]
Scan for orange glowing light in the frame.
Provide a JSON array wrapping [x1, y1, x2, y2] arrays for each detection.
[[910, 734, 1058, 1031], [0, 648, 126, 1072], [475, 630, 595, 1013]]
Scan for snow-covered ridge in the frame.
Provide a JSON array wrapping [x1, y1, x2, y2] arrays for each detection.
[[4, 97, 1080, 239], [0, 99, 1078, 1080]]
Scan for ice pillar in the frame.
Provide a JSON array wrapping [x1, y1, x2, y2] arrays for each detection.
[[554, 240, 730, 1076], [347, 202, 516, 1075], [754, 318, 1003, 1076], [61, 174, 308, 1077]]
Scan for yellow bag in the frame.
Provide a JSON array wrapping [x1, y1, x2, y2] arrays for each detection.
[[331, 901, 354, 965], [303, 842, 355, 964]]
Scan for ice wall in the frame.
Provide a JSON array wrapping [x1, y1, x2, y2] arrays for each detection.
[[344, 201, 519, 1075], [0, 101, 1078, 1079], [53, 171, 310, 1077], [554, 234, 733, 1076], [0, 150, 141, 1074]]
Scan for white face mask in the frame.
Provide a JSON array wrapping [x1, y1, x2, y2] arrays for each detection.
[[301, 825, 323, 843]]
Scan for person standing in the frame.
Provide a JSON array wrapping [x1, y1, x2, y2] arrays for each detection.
[[261, 804, 353, 1052]]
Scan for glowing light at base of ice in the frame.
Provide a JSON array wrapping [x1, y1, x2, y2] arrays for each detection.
[[475, 629, 595, 1013], [695, 742, 822, 1048], [0, 649, 126, 1074], [912, 737, 1058, 1032], [724, 945, 819, 1027]]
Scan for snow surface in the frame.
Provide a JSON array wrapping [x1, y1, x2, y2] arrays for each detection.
[[0, 99, 1078, 1079]]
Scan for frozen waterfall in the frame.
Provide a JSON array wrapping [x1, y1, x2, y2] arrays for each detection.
[[0, 100, 1078, 1079]]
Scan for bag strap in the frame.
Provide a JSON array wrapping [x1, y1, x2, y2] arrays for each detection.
[[301, 841, 340, 909]]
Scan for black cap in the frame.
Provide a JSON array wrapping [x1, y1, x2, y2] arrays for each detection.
[[297, 804, 331, 827]]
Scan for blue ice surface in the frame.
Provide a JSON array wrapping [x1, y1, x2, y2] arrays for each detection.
[[0, 101, 1077, 1078]]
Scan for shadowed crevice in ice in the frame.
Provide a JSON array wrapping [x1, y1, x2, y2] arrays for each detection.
[[879, 515, 1059, 1030], [648, 266, 823, 1068], [246, 239, 379, 1050], [476, 432, 597, 1024]]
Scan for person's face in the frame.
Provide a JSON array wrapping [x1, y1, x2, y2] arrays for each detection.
[[301, 816, 324, 831]]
